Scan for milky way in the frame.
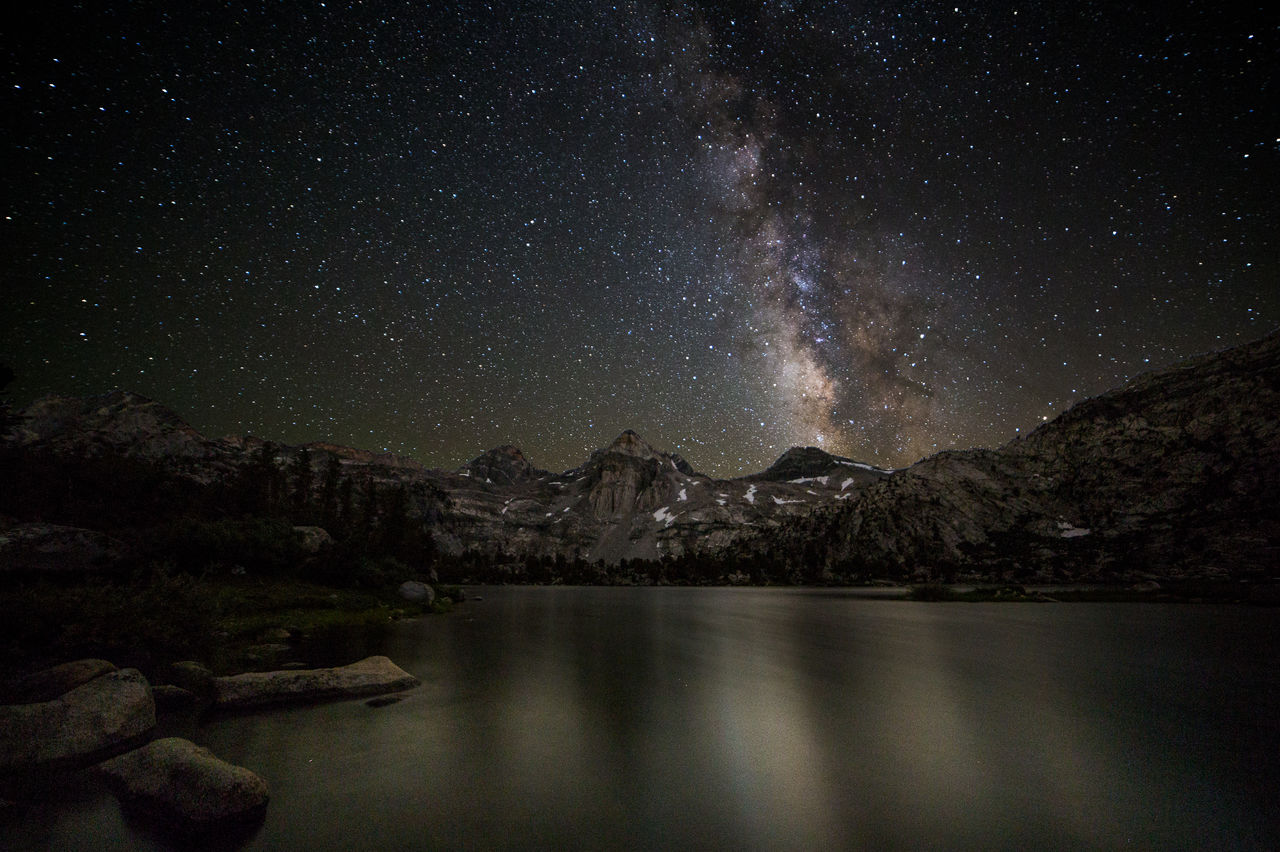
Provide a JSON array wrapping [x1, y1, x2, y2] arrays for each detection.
[[3, 2, 1275, 476]]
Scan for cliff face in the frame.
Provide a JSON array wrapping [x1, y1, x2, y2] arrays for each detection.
[[5, 331, 1277, 580], [4, 396, 880, 566], [428, 429, 877, 565], [819, 332, 1280, 581]]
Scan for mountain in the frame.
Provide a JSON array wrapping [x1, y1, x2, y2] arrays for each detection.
[[2, 394, 881, 568], [430, 427, 874, 565], [3, 330, 1277, 583], [782, 330, 1280, 583], [748, 445, 892, 486]]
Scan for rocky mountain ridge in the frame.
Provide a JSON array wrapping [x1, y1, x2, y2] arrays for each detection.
[[5, 391, 880, 567], [784, 330, 1280, 582], [5, 329, 1278, 581]]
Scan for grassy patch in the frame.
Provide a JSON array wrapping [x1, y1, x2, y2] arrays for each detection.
[[0, 567, 443, 686]]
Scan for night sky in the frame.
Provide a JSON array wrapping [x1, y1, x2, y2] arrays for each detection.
[[4, 2, 1275, 477]]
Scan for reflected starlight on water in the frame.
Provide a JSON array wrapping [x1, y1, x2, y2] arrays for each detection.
[[11, 588, 1276, 850]]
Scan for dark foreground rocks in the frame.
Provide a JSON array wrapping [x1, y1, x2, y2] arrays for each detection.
[[2, 653, 419, 839], [0, 667, 154, 772], [4, 658, 117, 704], [0, 522, 129, 573], [98, 737, 268, 828], [213, 655, 420, 710]]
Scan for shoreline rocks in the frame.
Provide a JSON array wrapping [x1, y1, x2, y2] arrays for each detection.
[[98, 737, 268, 829], [0, 667, 155, 772], [4, 658, 117, 704], [213, 655, 420, 710]]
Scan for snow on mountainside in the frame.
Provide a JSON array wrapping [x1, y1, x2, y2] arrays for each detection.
[[6, 329, 1278, 578], [5, 393, 886, 565]]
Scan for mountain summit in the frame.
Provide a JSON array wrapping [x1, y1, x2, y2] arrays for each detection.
[[5, 331, 1276, 579], [462, 445, 544, 485]]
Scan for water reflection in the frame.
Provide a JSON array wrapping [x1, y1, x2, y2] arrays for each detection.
[[9, 589, 1277, 850]]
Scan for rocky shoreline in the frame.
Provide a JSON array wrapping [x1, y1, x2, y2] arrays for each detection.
[[0, 655, 419, 836]]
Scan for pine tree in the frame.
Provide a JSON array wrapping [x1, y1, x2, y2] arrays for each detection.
[[290, 447, 314, 522], [320, 454, 342, 531]]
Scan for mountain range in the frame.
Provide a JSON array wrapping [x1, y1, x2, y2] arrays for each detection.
[[3, 330, 1278, 584]]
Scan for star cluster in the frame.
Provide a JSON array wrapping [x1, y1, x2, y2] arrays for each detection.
[[4, 2, 1275, 476]]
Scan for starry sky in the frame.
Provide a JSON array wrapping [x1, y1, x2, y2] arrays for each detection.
[[4, 2, 1275, 477]]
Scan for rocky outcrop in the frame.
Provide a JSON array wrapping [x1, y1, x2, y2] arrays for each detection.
[[6, 391, 886, 568], [9, 331, 1275, 580], [292, 525, 333, 554], [750, 446, 891, 485], [161, 661, 215, 704], [0, 668, 155, 771], [397, 580, 435, 604], [98, 737, 268, 828], [0, 523, 128, 573], [818, 331, 1280, 581], [462, 445, 545, 485], [212, 656, 419, 710], [577, 431, 678, 519], [12, 391, 213, 462], [3, 658, 117, 704]]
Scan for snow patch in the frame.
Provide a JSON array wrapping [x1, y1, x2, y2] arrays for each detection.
[[837, 460, 891, 473], [788, 476, 830, 485], [841, 477, 856, 491], [677, 488, 688, 502], [772, 496, 804, 505], [715, 498, 726, 506], [1058, 521, 1091, 538], [744, 484, 757, 504], [653, 506, 677, 527]]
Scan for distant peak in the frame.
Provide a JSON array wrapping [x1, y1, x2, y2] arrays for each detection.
[[607, 430, 654, 453], [462, 443, 541, 483], [752, 445, 890, 481]]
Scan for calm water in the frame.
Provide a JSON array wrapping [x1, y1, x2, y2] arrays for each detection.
[[10, 588, 1280, 850]]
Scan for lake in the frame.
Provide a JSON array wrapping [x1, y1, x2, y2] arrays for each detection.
[[9, 587, 1280, 850]]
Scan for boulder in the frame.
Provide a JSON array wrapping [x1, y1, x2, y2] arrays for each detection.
[[0, 668, 155, 771], [292, 525, 333, 554], [6, 658, 117, 704], [238, 643, 293, 670], [151, 685, 199, 710], [212, 656, 420, 710], [0, 523, 128, 573], [98, 737, 268, 828], [397, 580, 435, 605], [162, 661, 214, 703]]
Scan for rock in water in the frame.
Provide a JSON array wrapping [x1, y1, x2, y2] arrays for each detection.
[[5, 658, 117, 704], [0, 668, 155, 771], [397, 580, 435, 604], [212, 655, 420, 710], [98, 737, 268, 828], [162, 661, 215, 704]]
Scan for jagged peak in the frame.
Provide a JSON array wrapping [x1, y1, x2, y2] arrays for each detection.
[[751, 445, 891, 481], [461, 443, 543, 484], [605, 429, 657, 457], [475, 444, 528, 462]]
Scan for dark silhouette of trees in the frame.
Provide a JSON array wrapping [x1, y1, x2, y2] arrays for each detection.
[[290, 447, 314, 522]]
